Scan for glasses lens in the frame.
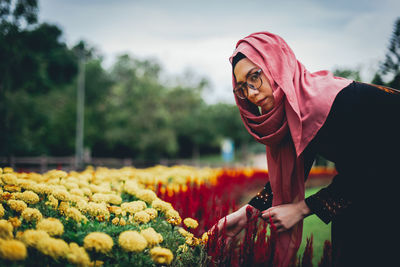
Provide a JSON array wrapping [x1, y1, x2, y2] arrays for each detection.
[[234, 85, 247, 99], [247, 70, 262, 90]]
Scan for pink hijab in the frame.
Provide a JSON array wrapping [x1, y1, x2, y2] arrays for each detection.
[[230, 32, 352, 266]]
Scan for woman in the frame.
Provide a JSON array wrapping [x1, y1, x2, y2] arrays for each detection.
[[212, 31, 400, 267]]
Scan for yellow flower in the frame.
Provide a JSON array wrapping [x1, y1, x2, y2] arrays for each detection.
[[52, 189, 71, 201], [4, 184, 21, 192], [178, 228, 193, 239], [150, 247, 174, 265], [69, 188, 85, 197], [133, 210, 151, 224], [121, 200, 146, 215], [83, 232, 114, 254], [0, 204, 4, 218], [91, 193, 109, 203], [118, 230, 147, 253], [123, 180, 139, 195], [14, 190, 40, 204], [151, 198, 173, 213], [140, 227, 163, 247], [119, 217, 126, 226], [36, 218, 64, 236], [165, 209, 182, 226], [183, 218, 199, 229], [86, 202, 110, 218], [2, 167, 13, 173], [65, 207, 87, 223], [8, 217, 22, 229], [19, 229, 49, 248], [144, 208, 158, 220], [36, 237, 70, 260], [0, 219, 13, 239], [21, 207, 43, 222], [2, 173, 18, 185], [108, 194, 122, 205], [67, 242, 91, 267], [201, 232, 209, 243], [44, 195, 58, 211], [7, 199, 28, 212], [135, 189, 157, 204], [177, 244, 189, 253], [111, 217, 120, 226], [0, 239, 27, 261]]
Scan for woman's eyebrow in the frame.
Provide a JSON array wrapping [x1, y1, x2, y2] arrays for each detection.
[[245, 67, 259, 78], [237, 67, 258, 83]]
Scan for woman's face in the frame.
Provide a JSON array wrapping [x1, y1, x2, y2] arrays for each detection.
[[234, 58, 275, 113]]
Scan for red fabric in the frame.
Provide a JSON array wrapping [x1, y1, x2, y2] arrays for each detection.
[[230, 31, 352, 266]]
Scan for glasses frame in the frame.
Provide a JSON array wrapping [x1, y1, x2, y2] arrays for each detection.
[[233, 68, 263, 99]]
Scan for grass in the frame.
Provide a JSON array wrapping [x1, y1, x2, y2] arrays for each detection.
[[297, 186, 331, 266]]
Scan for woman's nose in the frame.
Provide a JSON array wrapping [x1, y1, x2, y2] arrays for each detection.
[[247, 86, 258, 99]]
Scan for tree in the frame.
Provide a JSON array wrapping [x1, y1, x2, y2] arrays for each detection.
[[380, 17, 400, 88]]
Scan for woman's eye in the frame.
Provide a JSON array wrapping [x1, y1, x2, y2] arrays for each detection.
[[249, 74, 258, 82]]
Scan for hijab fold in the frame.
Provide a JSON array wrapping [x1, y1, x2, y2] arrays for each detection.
[[230, 32, 352, 267]]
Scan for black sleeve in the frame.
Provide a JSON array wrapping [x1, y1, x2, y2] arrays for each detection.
[[304, 173, 352, 224]]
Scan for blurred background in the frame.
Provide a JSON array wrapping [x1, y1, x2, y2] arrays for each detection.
[[1, 0, 399, 172]]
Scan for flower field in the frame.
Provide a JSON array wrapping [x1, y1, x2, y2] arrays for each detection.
[[0, 165, 335, 266]]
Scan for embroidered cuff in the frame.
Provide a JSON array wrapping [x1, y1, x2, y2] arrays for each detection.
[[305, 188, 351, 224], [248, 183, 273, 211]]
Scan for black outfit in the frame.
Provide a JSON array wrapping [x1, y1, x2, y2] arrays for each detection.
[[248, 82, 400, 267]]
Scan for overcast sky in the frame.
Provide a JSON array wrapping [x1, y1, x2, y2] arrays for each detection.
[[38, 0, 400, 104]]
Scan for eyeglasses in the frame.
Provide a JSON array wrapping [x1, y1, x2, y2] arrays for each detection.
[[233, 68, 263, 99]]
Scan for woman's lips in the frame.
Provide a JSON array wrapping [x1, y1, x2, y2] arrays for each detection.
[[256, 97, 267, 106]]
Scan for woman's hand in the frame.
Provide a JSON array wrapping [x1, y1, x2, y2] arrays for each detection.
[[261, 200, 311, 232], [209, 204, 258, 242]]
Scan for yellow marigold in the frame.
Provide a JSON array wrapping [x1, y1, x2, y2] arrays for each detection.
[[86, 202, 110, 218], [19, 229, 49, 247], [108, 206, 122, 216], [67, 242, 91, 267], [0, 239, 27, 261], [140, 227, 163, 247], [36, 218, 64, 236], [16, 179, 36, 191], [178, 228, 193, 239], [121, 200, 146, 214], [119, 217, 126, 226], [45, 194, 59, 209], [144, 208, 158, 220], [4, 184, 21, 192], [52, 189, 71, 202], [91, 193, 109, 203], [201, 232, 209, 243], [14, 190, 40, 204], [64, 182, 79, 190], [0, 204, 4, 218], [2, 173, 18, 185], [165, 209, 182, 226], [8, 217, 21, 229], [69, 188, 84, 197], [83, 232, 113, 254], [45, 170, 68, 180], [21, 207, 43, 222], [150, 247, 174, 265], [183, 218, 199, 229], [81, 187, 92, 197], [7, 199, 27, 213], [75, 199, 88, 211], [185, 236, 200, 246], [36, 237, 69, 260], [151, 198, 173, 213], [111, 217, 120, 225], [177, 244, 189, 253], [65, 207, 87, 224], [0, 219, 13, 239], [133, 210, 151, 224], [59, 201, 71, 216], [135, 189, 157, 204], [2, 167, 13, 173], [118, 230, 147, 253], [123, 180, 139, 195], [108, 194, 122, 205]]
